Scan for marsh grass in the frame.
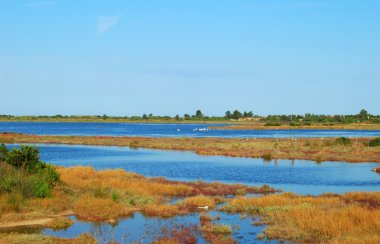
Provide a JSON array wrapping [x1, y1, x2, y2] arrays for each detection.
[[222, 192, 380, 243]]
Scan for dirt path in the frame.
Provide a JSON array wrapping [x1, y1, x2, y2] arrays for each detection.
[[0, 210, 74, 229], [0, 218, 53, 228]]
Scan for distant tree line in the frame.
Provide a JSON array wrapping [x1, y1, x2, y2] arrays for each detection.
[[1, 109, 379, 123], [263, 109, 379, 124], [224, 110, 254, 120]]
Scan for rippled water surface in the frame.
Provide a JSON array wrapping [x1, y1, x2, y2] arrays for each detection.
[[1, 121, 380, 138]]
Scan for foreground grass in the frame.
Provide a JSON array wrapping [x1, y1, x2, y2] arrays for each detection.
[[222, 192, 380, 243], [0, 163, 275, 224], [1, 133, 380, 162], [1, 161, 379, 243]]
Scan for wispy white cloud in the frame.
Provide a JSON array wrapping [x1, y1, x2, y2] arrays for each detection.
[[97, 13, 125, 35], [25, 1, 59, 7]]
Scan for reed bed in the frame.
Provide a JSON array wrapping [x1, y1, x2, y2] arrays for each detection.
[[222, 192, 380, 243]]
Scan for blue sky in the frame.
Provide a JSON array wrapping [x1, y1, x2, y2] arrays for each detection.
[[0, 0, 379, 116]]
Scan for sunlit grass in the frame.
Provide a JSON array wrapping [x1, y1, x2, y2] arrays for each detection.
[[222, 192, 380, 243]]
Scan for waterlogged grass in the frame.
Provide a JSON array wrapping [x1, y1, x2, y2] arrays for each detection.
[[222, 192, 380, 243], [1, 164, 379, 243], [0, 164, 275, 224], [1, 133, 380, 162]]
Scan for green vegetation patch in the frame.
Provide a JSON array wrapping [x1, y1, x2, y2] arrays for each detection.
[[335, 137, 352, 146], [0, 144, 60, 200], [368, 137, 380, 147]]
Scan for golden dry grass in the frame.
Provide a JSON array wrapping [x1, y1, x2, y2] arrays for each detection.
[[1, 133, 379, 162], [222, 192, 380, 243], [1, 165, 273, 224], [74, 195, 128, 221], [143, 204, 183, 218]]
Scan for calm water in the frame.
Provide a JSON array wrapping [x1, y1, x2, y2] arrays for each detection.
[[1, 121, 380, 138], [8, 144, 380, 195]]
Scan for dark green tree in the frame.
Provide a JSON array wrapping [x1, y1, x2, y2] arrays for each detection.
[[231, 110, 242, 120], [359, 109, 369, 120], [225, 111, 231, 119], [195, 110, 204, 118]]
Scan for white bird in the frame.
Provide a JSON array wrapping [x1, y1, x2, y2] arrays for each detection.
[[197, 206, 209, 210]]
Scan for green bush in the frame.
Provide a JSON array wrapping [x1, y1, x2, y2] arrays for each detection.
[[335, 137, 351, 146], [5, 145, 41, 172], [0, 144, 60, 199], [369, 138, 380, 147]]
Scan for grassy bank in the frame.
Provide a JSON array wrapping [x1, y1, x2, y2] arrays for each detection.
[[210, 122, 380, 131], [1, 133, 380, 163]]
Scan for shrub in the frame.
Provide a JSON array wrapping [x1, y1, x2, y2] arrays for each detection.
[[5, 145, 40, 172], [335, 137, 351, 146], [369, 138, 380, 147]]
